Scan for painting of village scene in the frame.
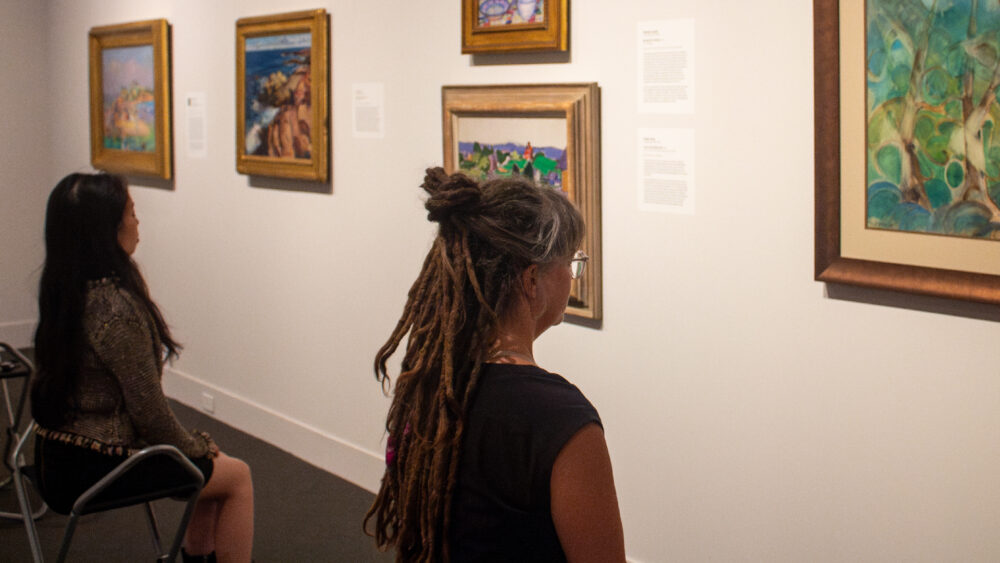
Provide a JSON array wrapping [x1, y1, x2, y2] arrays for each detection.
[[867, 0, 1000, 240], [101, 45, 156, 152], [243, 32, 312, 159], [457, 116, 567, 192], [478, 0, 544, 27]]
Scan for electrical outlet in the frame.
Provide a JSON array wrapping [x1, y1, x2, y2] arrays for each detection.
[[201, 392, 215, 414]]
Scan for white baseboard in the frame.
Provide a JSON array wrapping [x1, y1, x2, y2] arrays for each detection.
[[163, 367, 385, 493], [0, 320, 35, 349]]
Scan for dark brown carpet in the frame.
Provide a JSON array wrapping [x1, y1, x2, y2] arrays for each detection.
[[0, 362, 394, 562]]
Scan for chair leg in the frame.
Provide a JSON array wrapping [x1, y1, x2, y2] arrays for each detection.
[[145, 502, 165, 557], [56, 513, 80, 563], [167, 492, 200, 563], [13, 468, 44, 563]]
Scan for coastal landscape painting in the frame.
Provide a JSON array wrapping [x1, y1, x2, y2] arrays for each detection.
[[243, 32, 312, 159], [102, 45, 156, 152], [89, 19, 172, 179], [236, 10, 329, 181], [867, 0, 1000, 240], [456, 116, 567, 191]]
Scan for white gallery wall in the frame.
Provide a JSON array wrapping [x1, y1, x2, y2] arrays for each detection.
[[0, 1, 50, 345], [3, 1, 999, 561]]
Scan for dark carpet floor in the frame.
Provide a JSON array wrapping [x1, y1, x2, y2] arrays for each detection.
[[0, 363, 394, 562]]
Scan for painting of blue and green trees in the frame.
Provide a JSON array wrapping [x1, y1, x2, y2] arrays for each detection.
[[867, 0, 1000, 239]]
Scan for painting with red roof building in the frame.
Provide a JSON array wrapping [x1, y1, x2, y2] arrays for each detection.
[[456, 116, 567, 192]]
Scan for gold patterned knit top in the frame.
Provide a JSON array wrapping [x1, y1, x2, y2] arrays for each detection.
[[44, 278, 213, 458]]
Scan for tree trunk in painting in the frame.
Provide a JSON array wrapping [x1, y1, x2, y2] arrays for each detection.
[[866, 0, 1000, 239]]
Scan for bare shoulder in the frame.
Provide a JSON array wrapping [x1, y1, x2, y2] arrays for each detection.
[[550, 423, 626, 563]]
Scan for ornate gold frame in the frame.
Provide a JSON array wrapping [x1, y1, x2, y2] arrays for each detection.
[[442, 83, 602, 320], [236, 9, 329, 182], [89, 19, 172, 179], [462, 0, 568, 54]]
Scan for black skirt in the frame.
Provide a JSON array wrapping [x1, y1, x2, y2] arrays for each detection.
[[35, 434, 214, 515]]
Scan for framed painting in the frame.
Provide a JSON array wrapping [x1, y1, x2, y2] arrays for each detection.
[[236, 9, 329, 182], [815, 0, 1000, 304], [462, 0, 568, 54], [89, 19, 172, 179], [442, 83, 602, 320]]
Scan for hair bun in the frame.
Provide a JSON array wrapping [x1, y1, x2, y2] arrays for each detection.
[[422, 167, 482, 225]]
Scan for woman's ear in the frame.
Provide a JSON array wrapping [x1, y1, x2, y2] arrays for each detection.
[[520, 264, 539, 300]]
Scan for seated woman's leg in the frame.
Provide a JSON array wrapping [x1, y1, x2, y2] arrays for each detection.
[[184, 452, 254, 562]]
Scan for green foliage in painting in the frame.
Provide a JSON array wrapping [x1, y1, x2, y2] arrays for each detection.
[[925, 178, 952, 208], [866, 0, 1000, 239], [946, 160, 965, 187], [877, 145, 903, 184], [457, 141, 566, 191]]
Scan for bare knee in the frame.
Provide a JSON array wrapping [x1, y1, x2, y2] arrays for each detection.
[[231, 457, 252, 491], [203, 453, 253, 499]]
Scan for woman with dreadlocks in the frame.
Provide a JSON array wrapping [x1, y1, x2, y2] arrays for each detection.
[[365, 168, 625, 562]]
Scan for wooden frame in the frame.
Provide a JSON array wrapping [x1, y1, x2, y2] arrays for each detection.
[[442, 83, 602, 319], [236, 9, 329, 182], [462, 0, 567, 54], [814, 0, 1000, 305], [89, 19, 172, 179]]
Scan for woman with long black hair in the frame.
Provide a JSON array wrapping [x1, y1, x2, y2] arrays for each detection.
[[32, 172, 254, 562]]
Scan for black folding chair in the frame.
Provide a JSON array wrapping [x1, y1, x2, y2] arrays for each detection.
[[10, 422, 206, 562], [0, 343, 47, 523], [1, 343, 33, 479]]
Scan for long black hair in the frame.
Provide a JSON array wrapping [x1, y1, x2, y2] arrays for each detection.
[[31, 172, 180, 428]]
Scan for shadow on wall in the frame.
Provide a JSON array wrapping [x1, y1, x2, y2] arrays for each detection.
[[471, 50, 571, 66], [126, 176, 174, 191], [247, 175, 332, 195], [826, 283, 1000, 323]]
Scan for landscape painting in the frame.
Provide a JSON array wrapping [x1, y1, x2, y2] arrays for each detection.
[[477, 0, 545, 27], [456, 116, 567, 192], [236, 10, 328, 181], [89, 19, 171, 179], [442, 84, 601, 318], [867, 0, 1000, 240], [102, 45, 156, 152], [243, 32, 313, 159]]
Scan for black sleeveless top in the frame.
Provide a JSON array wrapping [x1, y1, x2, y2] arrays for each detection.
[[449, 363, 602, 563]]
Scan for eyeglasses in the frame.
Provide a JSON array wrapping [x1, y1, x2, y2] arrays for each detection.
[[570, 250, 589, 280]]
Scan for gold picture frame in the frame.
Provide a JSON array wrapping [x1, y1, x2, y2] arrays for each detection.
[[814, 0, 1000, 305], [236, 9, 329, 182], [462, 0, 568, 54], [442, 83, 602, 320], [89, 19, 172, 179]]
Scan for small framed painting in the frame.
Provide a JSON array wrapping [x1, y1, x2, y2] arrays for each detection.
[[462, 0, 568, 54], [442, 83, 602, 320], [89, 19, 172, 179], [236, 9, 329, 182]]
